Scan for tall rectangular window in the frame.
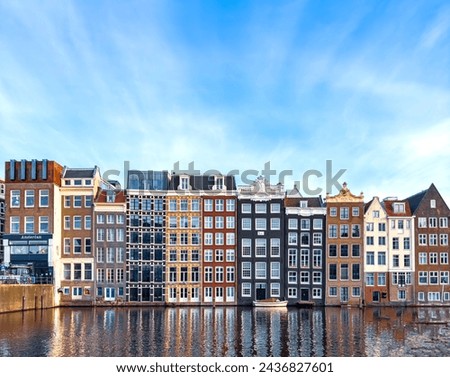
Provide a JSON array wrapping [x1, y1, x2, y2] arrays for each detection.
[[39, 190, 49, 207], [25, 190, 35, 207]]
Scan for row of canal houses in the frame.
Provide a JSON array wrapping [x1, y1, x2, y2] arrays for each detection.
[[1, 159, 450, 307]]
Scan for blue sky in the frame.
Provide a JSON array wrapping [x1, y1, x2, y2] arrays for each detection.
[[1, 0, 450, 202]]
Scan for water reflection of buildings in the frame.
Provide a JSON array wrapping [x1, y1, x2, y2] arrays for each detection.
[[4, 306, 450, 356]]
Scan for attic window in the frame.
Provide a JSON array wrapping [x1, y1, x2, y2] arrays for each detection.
[[106, 191, 115, 203], [74, 179, 82, 186], [215, 176, 224, 190], [393, 203, 405, 213], [180, 176, 189, 190], [430, 199, 436, 208], [300, 201, 307, 208]]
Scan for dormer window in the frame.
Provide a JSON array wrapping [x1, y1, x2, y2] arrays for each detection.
[[106, 191, 115, 203], [180, 176, 189, 190], [300, 201, 307, 208], [393, 203, 405, 213], [215, 176, 224, 190], [74, 179, 82, 186]]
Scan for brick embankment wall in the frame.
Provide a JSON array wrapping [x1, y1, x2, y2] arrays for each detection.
[[0, 285, 55, 314]]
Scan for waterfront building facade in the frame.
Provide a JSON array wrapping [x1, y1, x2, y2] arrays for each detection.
[[237, 177, 285, 305], [0, 179, 5, 264], [166, 174, 205, 304], [325, 183, 364, 306], [384, 198, 415, 304], [126, 170, 169, 303], [201, 175, 237, 305], [59, 167, 102, 305], [2, 159, 63, 286], [284, 187, 326, 306], [363, 197, 389, 305], [93, 188, 127, 304], [406, 184, 450, 305]]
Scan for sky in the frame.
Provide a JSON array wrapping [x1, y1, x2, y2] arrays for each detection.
[[1, 0, 450, 202]]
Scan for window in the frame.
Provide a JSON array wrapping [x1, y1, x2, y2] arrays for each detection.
[[74, 196, 82, 208], [378, 223, 386, 231], [300, 249, 309, 268], [418, 217, 427, 228], [85, 263, 92, 280], [366, 223, 374, 231], [226, 216, 235, 229], [393, 255, 399, 267], [340, 207, 349, 220], [419, 234, 427, 245], [255, 203, 266, 213], [313, 219, 323, 229], [404, 237, 410, 250], [215, 249, 224, 262], [312, 233, 322, 246], [300, 219, 310, 230], [25, 217, 34, 233], [25, 190, 34, 207], [352, 244, 360, 257], [242, 262, 251, 279], [288, 249, 297, 268], [404, 255, 411, 267], [241, 203, 251, 213], [288, 271, 297, 284], [313, 271, 322, 284], [373, 210, 379, 218], [255, 262, 267, 279], [429, 218, 437, 228], [191, 199, 200, 211], [271, 218, 280, 230], [11, 190, 20, 207], [64, 264, 71, 280], [351, 225, 360, 237], [328, 244, 337, 257], [378, 252, 386, 265], [392, 237, 399, 250], [419, 252, 427, 265], [270, 203, 280, 213], [352, 207, 359, 216], [271, 262, 280, 279], [378, 236, 386, 246], [226, 267, 235, 282], [215, 267, 224, 282], [180, 176, 189, 190], [352, 264, 360, 280], [270, 238, 280, 256], [39, 190, 49, 207], [429, 234, 438, 246], [242, 283, 251, 297], [73, 264, 82, 280], [226, 249, 235, 262], [329, 264, 337, 280], [85, 216, 91, 230], [366, 273, 374, 286], [226, 233, 235, 245], [255, 239, 266, 257], [430, 271, 438, 285], [340, 264, 349, 280], [169, 199, 177, 211], [393, 203, 405, 213], [440, 253, 448, 264], [366, 252, 375, 265], [378, 273, 386, 286], [330, 207, 337, 217], [10, 216, 20, 233], [301, 233, 309, 246], [440, 217, 448, 228], [288, 232, 298, 245], [255, 218, 266, 230], [215, 233, 224, 245], [73, 216, 82, 230], [340, 244, 348, 257], [215, 199, 224, 211], [328, 225, 337, 238], [39, 216, 49, 233], [85, 196, 92, 208], [329, 287, 337, 296], [64, 239, 71, 254], [419, 271, 428, 285], [340, 225, 349, 238], [441, 234, 449, 246], [288, 218, 298, 229], [300, 271, 310, 284], [97, 214, 105, 224], [430, 199, 436, 208], [226, 199, 235, 211], [242, 239, 251, 256], [73, 238, 82, 254], [180, 199, 188, 211], [430, 252, 438, 264]]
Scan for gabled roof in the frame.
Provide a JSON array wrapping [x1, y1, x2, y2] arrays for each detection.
[[169, 175, 236, 191], [285, 196, 323, 208], [405, 189, 427, 214]]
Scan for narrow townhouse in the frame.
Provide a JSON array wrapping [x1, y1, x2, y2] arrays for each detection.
[[384, 198, 415, 304], [363, 197, 389, 305], [237, 176, 285, 305], [2, 159, 63, 289], [406, 184, 450, 305], [126, 170, 169, 303], [59, 167, 103, 305], [284, 186, 326, 306], [201, 175, 237, 305], [166, 174, 204, 304], [93, 187, 127, 303], [0, 179, 5, 264], [325, 183, 364, 306]]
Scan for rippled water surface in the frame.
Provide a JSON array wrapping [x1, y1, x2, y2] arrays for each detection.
[[1, 306, 450, 357]]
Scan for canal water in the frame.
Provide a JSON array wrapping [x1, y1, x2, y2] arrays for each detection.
[[1, 306, 450, 357]]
